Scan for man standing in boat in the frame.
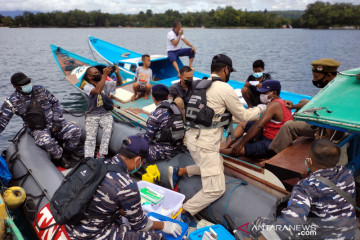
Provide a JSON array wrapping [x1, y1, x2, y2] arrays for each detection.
[[82, 65, 122, 158], [167, 20, 196, 76], [168, 54, 266, 226], [0, 72, 82, 169], [250, 139, 357, 240], [269, 58, 341, 154]]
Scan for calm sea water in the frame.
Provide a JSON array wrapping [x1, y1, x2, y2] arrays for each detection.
[[1, 27, 360, 152], [0, 27, 360, 239]]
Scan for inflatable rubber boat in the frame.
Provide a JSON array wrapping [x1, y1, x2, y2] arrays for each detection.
[[3, 113, 278, 239]]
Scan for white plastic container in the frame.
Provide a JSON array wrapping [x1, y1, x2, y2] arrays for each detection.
[[137, 181, 185, 220]]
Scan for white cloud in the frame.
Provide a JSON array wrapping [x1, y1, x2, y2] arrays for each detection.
[[0, 0, 358, 14]]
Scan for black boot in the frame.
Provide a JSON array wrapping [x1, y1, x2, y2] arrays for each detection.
[[53, 155, 71, 169], [63, 145, 84, 163]]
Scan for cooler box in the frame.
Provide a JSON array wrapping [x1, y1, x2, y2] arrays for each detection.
[[137, 181, 185, 220], [148, 212, 188, 240], [188, 224, 235, 240]]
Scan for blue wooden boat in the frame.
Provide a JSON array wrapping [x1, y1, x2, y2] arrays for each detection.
[[50, 43, 313, 198], [88, 35, 312, 116]]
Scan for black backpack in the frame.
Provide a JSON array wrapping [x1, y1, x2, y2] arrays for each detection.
[[49, 157, 124, 225], [153, 101, 185, 146], [25, 91, 47, 130]]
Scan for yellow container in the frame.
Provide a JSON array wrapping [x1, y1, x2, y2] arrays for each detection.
[[142, 165, 160, 183], [142, 173, 154, 183]]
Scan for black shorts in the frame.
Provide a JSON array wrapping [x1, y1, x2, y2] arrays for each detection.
[[138, 84, 146, 92]]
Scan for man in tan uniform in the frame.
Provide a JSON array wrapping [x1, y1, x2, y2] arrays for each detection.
[[269, 58, 341, 153], [168, 54, 266, 226]]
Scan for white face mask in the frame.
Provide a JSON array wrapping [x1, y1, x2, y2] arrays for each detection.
[[260, 93, 272, 104]]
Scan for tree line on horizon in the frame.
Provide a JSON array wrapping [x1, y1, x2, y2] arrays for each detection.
[[0, 1, 359, 29]]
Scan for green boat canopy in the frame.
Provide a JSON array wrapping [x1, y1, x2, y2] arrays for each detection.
[[294, 67, 360, 133]]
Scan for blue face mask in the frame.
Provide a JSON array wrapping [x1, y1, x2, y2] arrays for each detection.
[[253, 72, 263, 79], [130, 158, 143, 174], [305, 158, 312, 173], [21, 83, 33, 93]]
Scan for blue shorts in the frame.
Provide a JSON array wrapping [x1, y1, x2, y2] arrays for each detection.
[[244, 137, 273, 158], [167, 48, 195, 62], [243, 121, 273, 158]]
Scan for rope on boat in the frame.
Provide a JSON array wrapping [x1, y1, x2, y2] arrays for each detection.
[[63, 109, 86, 117], [88, 39, 99, 62], [6, 127, 52, 233], [339, 71, 360, 80], [207, 179, 248, 227]]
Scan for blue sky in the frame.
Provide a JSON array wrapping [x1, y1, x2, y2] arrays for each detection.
[[0, 0, 358, 14]]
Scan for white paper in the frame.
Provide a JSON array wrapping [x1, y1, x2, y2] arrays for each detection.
[[249, 80, 259, 86]]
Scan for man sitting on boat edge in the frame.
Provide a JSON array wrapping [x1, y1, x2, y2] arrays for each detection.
[[220, 80, 292, 159], [249, 139, 357, 240], [269, 58, 341, 154], [167, 20, 196, 76], [0, 72, 82, 169]]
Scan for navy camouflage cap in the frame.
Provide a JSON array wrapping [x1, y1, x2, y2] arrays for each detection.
[[122, 135, 149, 158]]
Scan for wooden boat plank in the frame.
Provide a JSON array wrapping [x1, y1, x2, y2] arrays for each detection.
[[264, 137, 311, 176]]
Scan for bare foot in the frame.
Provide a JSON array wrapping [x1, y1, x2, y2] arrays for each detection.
[[259, 161, 266, 167], [220, 148, 232, 155], [131, 94, 136, 101]]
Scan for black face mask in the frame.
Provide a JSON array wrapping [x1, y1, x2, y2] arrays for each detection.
[[312, 74, 327, 88], [224, 68, 230, 83], [184, 78, 193, 87], [92, 74, 102, 82]]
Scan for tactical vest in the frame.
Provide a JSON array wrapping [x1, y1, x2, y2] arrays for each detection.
[[153, 101, 185, 146], [25, 91, 47, 130], [185, 77, 234, 139]]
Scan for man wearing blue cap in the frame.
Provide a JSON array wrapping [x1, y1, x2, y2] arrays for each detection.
[[144, 84, 185, 162], [66, 134, 182, 240], [221, 80, 293, 158]]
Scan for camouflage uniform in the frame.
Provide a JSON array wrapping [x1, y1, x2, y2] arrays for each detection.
[[84, 113, 113, 157], [144, 100, 180, 162], [65, 155, 164, 240], [253, 166, 357, 239], [83, 81, 115, 158], [0, 86, 81, 159]]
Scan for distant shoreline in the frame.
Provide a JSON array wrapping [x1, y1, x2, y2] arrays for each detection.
[[2, 26, 359, 30]]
